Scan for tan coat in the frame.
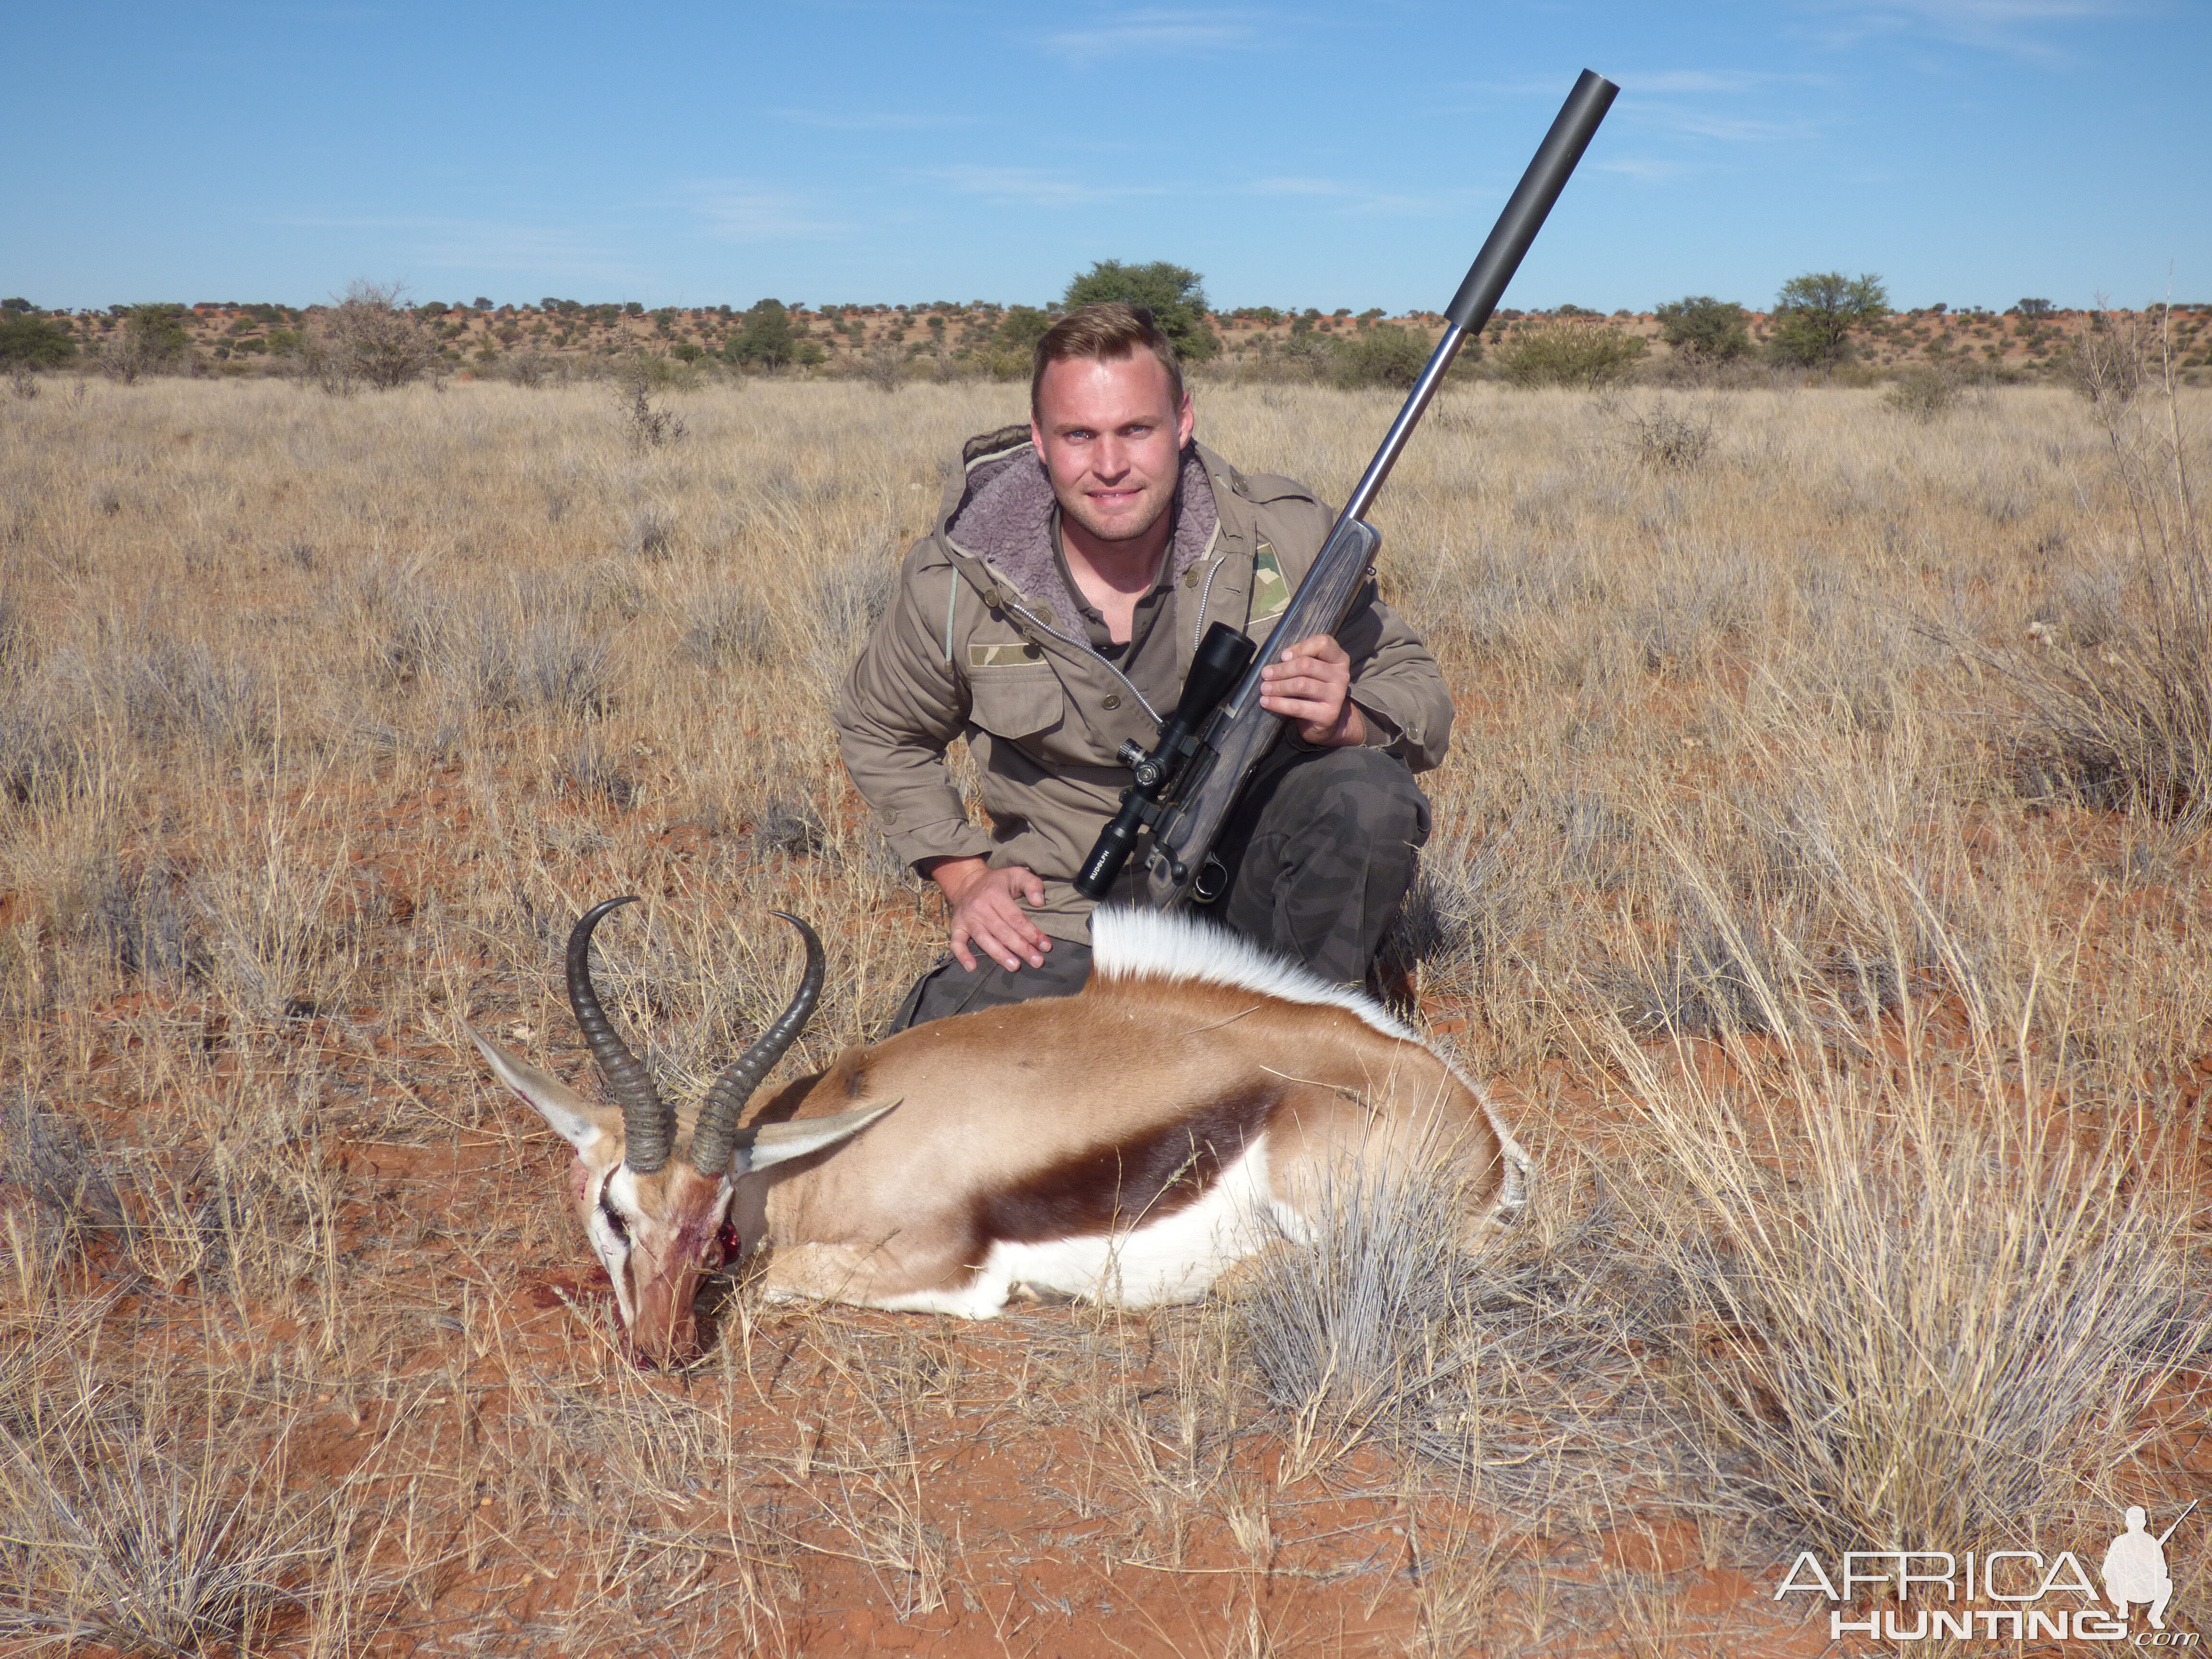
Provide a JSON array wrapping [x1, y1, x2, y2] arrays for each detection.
[[834, 427, 1454, 942]]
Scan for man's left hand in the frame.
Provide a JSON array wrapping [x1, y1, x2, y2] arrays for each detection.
[[1258, 635, 1366, 747]]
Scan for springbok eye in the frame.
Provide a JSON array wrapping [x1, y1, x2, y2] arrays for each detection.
[[598, 1196, 631, 1245]]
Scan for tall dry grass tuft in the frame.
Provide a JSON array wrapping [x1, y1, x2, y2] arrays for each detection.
[[1594, 811, 2208, 1552], [0, 1305, 391, 1656], [1237, 1154, 1470, 1469], [1235, 1140, 1683, 1516], [0, 1091, 128, 1257], [1615, 1025, 2203, 1553], [1989, 316, 2212, 827]]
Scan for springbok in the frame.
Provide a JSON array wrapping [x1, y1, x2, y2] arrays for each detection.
[[469, 897, 1529, 1366]]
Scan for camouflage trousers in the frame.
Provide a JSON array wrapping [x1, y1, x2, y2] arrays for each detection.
[[890, 744, 1431, 1031]]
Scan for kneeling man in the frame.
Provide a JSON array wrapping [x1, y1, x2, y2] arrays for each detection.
[[836, 302, 1452, 1027]]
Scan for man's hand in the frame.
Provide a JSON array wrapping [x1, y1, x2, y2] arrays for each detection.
[[1257, 634, 1366, 747], [923, 855, 1052, 974]]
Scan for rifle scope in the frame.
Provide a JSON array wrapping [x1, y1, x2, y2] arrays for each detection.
[[1073, 621, 1254, 900]]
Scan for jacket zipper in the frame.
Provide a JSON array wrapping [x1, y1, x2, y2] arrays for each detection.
[[1191, 559, 1223, 650]]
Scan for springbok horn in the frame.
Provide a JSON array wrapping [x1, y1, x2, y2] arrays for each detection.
[[566, 896, 674, 1174], [690, 912, 826, 1177]]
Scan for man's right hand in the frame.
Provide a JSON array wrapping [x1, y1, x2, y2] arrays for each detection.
[[923, 855, 1052, 974]]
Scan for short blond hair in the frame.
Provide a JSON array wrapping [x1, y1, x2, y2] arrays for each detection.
[[1030, 302, 1184, 421]]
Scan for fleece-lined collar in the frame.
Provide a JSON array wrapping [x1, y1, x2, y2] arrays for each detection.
[[943, 437, 1218, 637]]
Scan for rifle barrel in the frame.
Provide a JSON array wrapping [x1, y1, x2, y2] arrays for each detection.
[[1338, 68, 1618, 529], [1215, 68, 1617, 730], [2156, 1498, 2199, 1546], [1107, 68, 1619, 908]]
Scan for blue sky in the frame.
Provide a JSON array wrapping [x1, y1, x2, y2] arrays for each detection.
[[4, 1, 2205, 315]]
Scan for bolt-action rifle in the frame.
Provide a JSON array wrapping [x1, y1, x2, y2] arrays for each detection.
[[1074, 69, 1620, 908]]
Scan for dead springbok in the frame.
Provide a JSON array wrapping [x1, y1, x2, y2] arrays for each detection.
[[469, 896, 1528, 1366]]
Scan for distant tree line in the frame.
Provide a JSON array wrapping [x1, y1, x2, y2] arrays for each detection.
[[10, 268, 2199, 392]]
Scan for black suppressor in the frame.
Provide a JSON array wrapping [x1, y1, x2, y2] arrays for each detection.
[[1073, 621, 1256, 899]]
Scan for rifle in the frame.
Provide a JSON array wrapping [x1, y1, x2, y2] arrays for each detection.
[[2156, 1500, 2198, 1547], [1074, 68, 1620, 908]]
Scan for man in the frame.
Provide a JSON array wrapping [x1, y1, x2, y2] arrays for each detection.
[[836, 302, 1452, 1028]]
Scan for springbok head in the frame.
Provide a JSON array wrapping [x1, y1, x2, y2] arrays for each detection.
[[468, 897, 892, 1366]]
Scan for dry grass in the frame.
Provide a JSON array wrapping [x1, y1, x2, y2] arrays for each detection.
[[0, 372, 2207, 1653]]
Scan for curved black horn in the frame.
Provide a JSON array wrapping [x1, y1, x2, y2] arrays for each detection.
[[566, 896, 674, 1174], [690, 913, 826, 1177]]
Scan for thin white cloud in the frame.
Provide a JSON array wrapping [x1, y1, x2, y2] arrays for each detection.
[[1246, 177, 1472, 216], [1460, 69, 1811, 101], [1455, 75, 1582, 99], [1622, 69, 1822, 93], [935, 166, 1165, 207], [1646, 107, 1817, 144], [682, 184, 847, 241], [1596, 157, 1694, 181], [772, 108, 976, 131], [1813, 0, 2130, 56], [270, 215, 639, 279], [255, 4, 390, 23], [1878, 0, 2116, 18], [1040, 9, 1262, 61], [1248, 177, 1347, 197]]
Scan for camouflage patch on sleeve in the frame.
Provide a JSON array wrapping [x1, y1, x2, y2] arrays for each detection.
[[969, 640, 1046, 669], [1250, 542, 1290, 622]]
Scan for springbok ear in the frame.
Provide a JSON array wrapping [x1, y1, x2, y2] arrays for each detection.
[[731, 1100, 898, 1177], [465, 1025, 619, 1152]]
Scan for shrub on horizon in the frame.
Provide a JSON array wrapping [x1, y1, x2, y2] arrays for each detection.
[[1654, 295, 1751, 363], [1061, 260, 1221, 361], [0, 311, 77, 370], [1496, 319, 1647, 388], [310, 281, 434, 392], [1768, 272, 1888, 368]]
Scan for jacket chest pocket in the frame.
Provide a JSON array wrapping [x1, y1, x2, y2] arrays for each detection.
[[967, 668, 1065, 741]]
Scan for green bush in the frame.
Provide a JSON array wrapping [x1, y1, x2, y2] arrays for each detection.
[[0, 311, 77, 369], [1654, 295, 1750, 362], [727, 299, 798, 369], [2063, 313, 2148, 408], [98, 304, 192, 382], [1496, 320, 1647, 387], [627, 352, 698, 390], [1768, 272, 1887, 368], [1329, 324, 1434, 389], [1883, 365, 1961, 422], [1060, 260, 1219, 360]]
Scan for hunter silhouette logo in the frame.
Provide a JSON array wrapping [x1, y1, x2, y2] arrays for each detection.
[[2105, 1503, 2195, 1632], [1775, 1501, 2199, 1644]]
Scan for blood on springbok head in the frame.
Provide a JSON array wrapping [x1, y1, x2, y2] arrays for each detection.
[[469, 896, 1529, 1367]]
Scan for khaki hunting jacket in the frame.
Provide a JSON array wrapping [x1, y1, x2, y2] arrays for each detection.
[[834, 426, 1454, 944]]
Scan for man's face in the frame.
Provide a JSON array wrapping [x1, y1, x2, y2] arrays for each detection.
[[1031, 352, 1195, 551]]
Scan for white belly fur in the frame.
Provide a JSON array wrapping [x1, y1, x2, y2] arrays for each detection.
[[860, 1135, 1304, 1319]]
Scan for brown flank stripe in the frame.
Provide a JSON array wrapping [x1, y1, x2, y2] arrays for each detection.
[[976, 1086, 1279, 1242]]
